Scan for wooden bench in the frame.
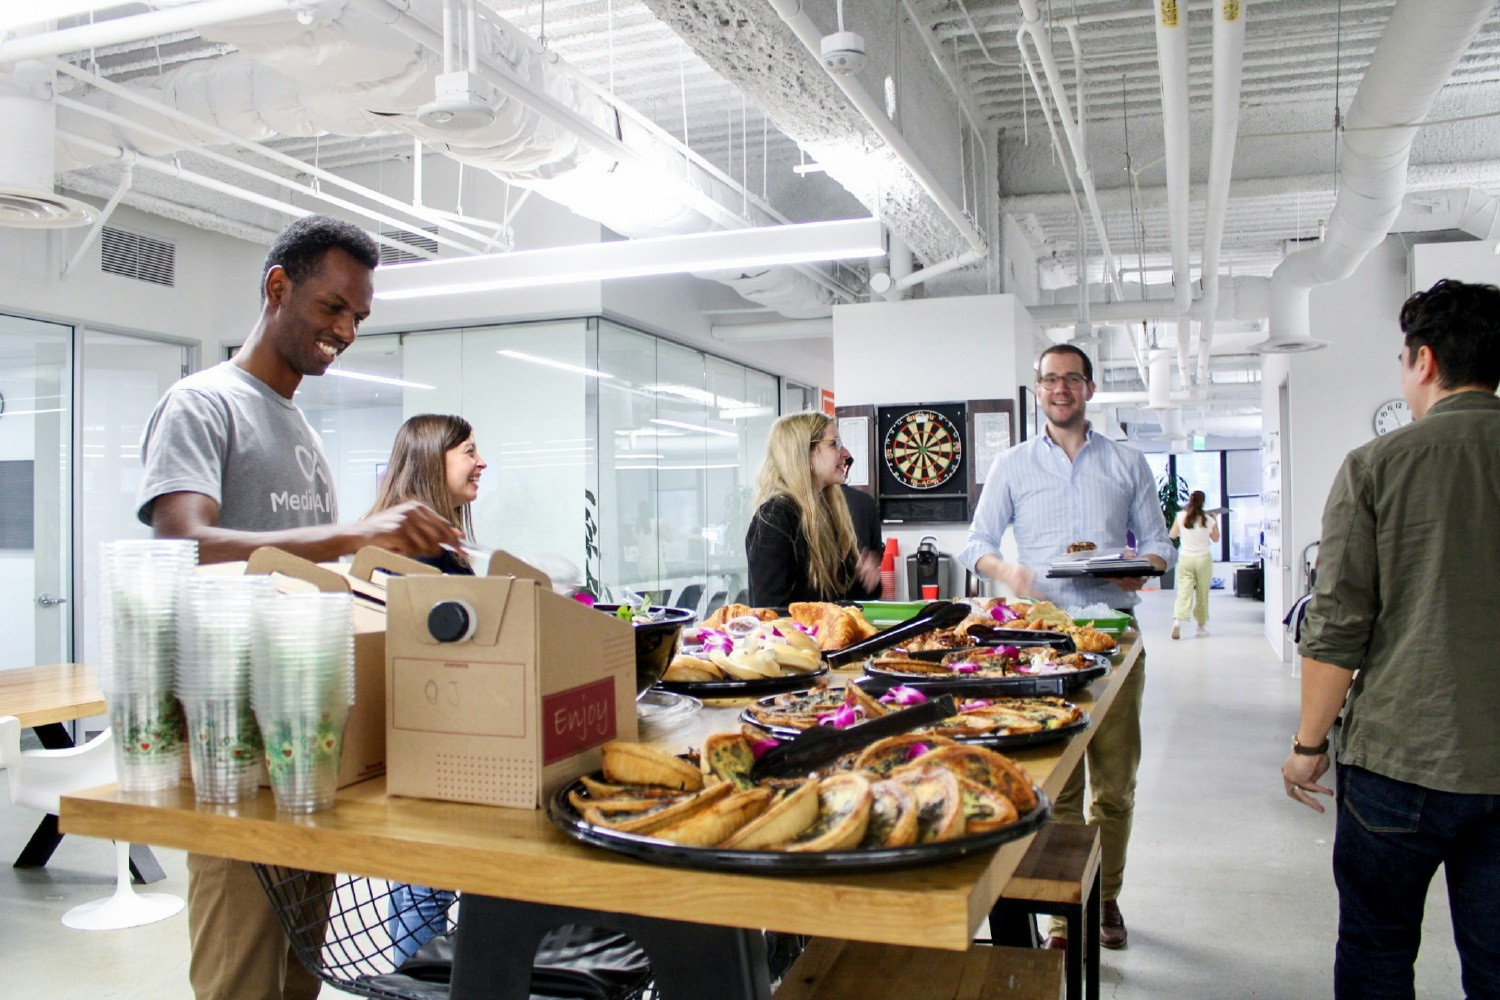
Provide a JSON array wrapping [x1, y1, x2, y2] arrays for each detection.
[[986, 823, 1103, 1000], [774, 938, 1064, 1000]]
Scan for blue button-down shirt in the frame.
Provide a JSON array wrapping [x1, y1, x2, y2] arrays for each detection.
[[958, 427, 1176, 609]]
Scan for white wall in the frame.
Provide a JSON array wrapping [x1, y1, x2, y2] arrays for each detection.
[[1411, 239, 1500, 289], [0, 205, 262, 360], [832, 293, 1032, 595], [1261, 236, 1414, 655]]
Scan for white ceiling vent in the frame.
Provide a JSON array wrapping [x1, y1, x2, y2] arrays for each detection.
[[379, 227, 439, 265], [101, 226, 176, 287]]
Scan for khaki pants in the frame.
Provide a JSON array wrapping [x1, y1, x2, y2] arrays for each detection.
[[187, 854, 324, 1000], [1172, 553, 1213, 626], [1048, 645, 1146, 938]]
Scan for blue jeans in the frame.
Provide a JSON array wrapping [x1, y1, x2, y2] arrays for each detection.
[[387, 883, 457, 968], [1334, 765, 1500, 1000]]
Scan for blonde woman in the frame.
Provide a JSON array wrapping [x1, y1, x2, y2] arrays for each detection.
[[365, 413, 485, 964], [746, 411, 880, 606], [1169, 489, 1220, 639]]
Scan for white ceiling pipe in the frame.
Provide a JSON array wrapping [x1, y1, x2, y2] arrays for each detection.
[[57, 95, 451, 258], [1030, 275, 1270, 324], [0, 0, 292, 64], [765, 0, 988, 258], [48, 58, 500, 249], [711, 319, 832, 343], [893, 249, 983, 292], [351, 0, 845, 314], [1152, 0, 1193, 323], [1197, 0, 1250, 385], [58, 129, 429, 262], [1264, 0, 1495, 351], [1146, 348, 1177, 411], [1013, 0, 1126, 301]]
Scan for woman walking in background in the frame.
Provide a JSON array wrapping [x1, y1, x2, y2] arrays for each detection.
[[1169, 489, 1219, 639]]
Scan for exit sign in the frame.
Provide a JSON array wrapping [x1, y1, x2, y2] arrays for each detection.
[[1192, 434, 1207, 451]]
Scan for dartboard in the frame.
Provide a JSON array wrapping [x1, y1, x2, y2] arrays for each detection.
[[883, 408, 963, 490]]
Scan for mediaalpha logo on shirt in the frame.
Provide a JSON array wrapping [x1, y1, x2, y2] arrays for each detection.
[[270, 444, 334, 515]]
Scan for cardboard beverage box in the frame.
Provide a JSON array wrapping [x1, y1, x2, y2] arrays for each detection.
[[384, 551, 638, 809], [202, 546, 440, 789]]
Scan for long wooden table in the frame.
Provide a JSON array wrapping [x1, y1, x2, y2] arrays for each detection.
[[61, 635, 1141, 997], [0, 664, 163, 882]]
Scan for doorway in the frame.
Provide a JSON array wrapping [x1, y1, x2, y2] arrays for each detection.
[[0, 316, 73, 671]]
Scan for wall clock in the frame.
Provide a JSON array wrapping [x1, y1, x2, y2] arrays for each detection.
[[883, 407, 963, 490], [1372, 398, 1411, 436]]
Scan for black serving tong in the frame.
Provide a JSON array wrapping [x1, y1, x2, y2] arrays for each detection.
[[962, 626, 1076, 652], [750, 694, 959, 780], [823, 600, 974, 668]]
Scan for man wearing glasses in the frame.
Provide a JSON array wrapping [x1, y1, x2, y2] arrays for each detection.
[[959, 343, 1173, 950]]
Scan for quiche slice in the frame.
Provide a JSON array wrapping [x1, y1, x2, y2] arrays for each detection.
[[888, 767, 965, 843], [784, 772, 874, 851], [861, 779, 919, 848]]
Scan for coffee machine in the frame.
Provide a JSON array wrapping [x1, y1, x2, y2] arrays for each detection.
[[906, 535, 952, 600]]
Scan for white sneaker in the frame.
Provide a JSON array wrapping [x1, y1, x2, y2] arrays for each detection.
[[1171, 623, 1181, 640], [1196, 626, 1209, 636]]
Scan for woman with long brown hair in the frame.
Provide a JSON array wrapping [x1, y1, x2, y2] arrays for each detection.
[[1169, 488, 1220, 639], [365, 413, 485, 574], [366, 413, 486, 963], [746, 411, 880, 606]]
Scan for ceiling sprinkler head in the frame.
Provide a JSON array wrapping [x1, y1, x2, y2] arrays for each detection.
[[820, 31, 867, 75]]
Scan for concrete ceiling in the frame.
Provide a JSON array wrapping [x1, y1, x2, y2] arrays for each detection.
[[10, 2, 1500, 348]]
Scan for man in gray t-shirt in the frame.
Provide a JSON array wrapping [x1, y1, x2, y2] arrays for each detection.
[[136, 216, 461, 1000], [138, 362, 338, 532]]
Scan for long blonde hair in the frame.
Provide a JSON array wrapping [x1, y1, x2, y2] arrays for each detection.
[[364, 413, 475, 540], [753, 411, 858, 598]]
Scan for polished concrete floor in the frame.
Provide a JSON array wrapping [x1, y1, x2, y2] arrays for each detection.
[[0, 591, 1465, 999]]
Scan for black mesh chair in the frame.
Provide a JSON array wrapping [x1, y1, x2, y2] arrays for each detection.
[[253, 866, 653, 1000], [675, 584, 704, 616]]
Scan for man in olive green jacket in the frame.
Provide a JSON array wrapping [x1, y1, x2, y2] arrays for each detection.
[[1281, 278, 1500, 1000]]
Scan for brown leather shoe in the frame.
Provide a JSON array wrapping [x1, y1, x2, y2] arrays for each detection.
[[1041, 936, 1068, 951], [1101, 899, 1127, 949]]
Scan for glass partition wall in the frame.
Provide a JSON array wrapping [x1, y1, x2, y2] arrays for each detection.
[[294, 318, 780, 614]]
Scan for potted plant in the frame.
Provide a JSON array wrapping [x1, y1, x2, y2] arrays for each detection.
[[1157, 473, 1189, 589]]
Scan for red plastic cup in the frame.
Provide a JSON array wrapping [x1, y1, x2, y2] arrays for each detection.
[[921, 584, 939, 600]]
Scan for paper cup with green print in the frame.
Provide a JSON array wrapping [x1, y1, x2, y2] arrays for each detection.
[[109, 690, 187, 792]]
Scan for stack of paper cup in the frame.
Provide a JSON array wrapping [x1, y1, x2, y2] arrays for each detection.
[[99, 539, 198, 792], [175, 576, 278, 803], [250, 592, 355, 813]]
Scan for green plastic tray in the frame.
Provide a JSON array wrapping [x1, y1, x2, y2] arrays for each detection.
[[1071, 612, 1131, 635], [857, 600, 930, 627]]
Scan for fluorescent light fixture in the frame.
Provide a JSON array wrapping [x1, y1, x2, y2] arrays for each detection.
[[497, 349, 613, 379], [376, 218, 886, 301], [617, 463, 742, 471], [325, 368, 434, 390], [615, 452, 665, 460], [650, 418, 737, 438], [718, 405, 774, 420]]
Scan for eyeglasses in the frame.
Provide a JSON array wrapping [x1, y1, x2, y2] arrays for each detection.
[[1037, 373, 1090, 389], [810, 437, 843, 450]]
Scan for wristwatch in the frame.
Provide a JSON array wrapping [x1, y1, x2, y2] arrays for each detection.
[[1292, 735, 1330, 756]]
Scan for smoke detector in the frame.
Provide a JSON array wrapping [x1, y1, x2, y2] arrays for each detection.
[[416, 71, 498, 130], [820, 31, 867, 75]]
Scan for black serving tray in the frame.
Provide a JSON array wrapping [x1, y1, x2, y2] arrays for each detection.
[[655, 664, 830, 698], [861, 654, 1111, 698], [548, 778, 1051, 874], [741, 694, 1090, 753]]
